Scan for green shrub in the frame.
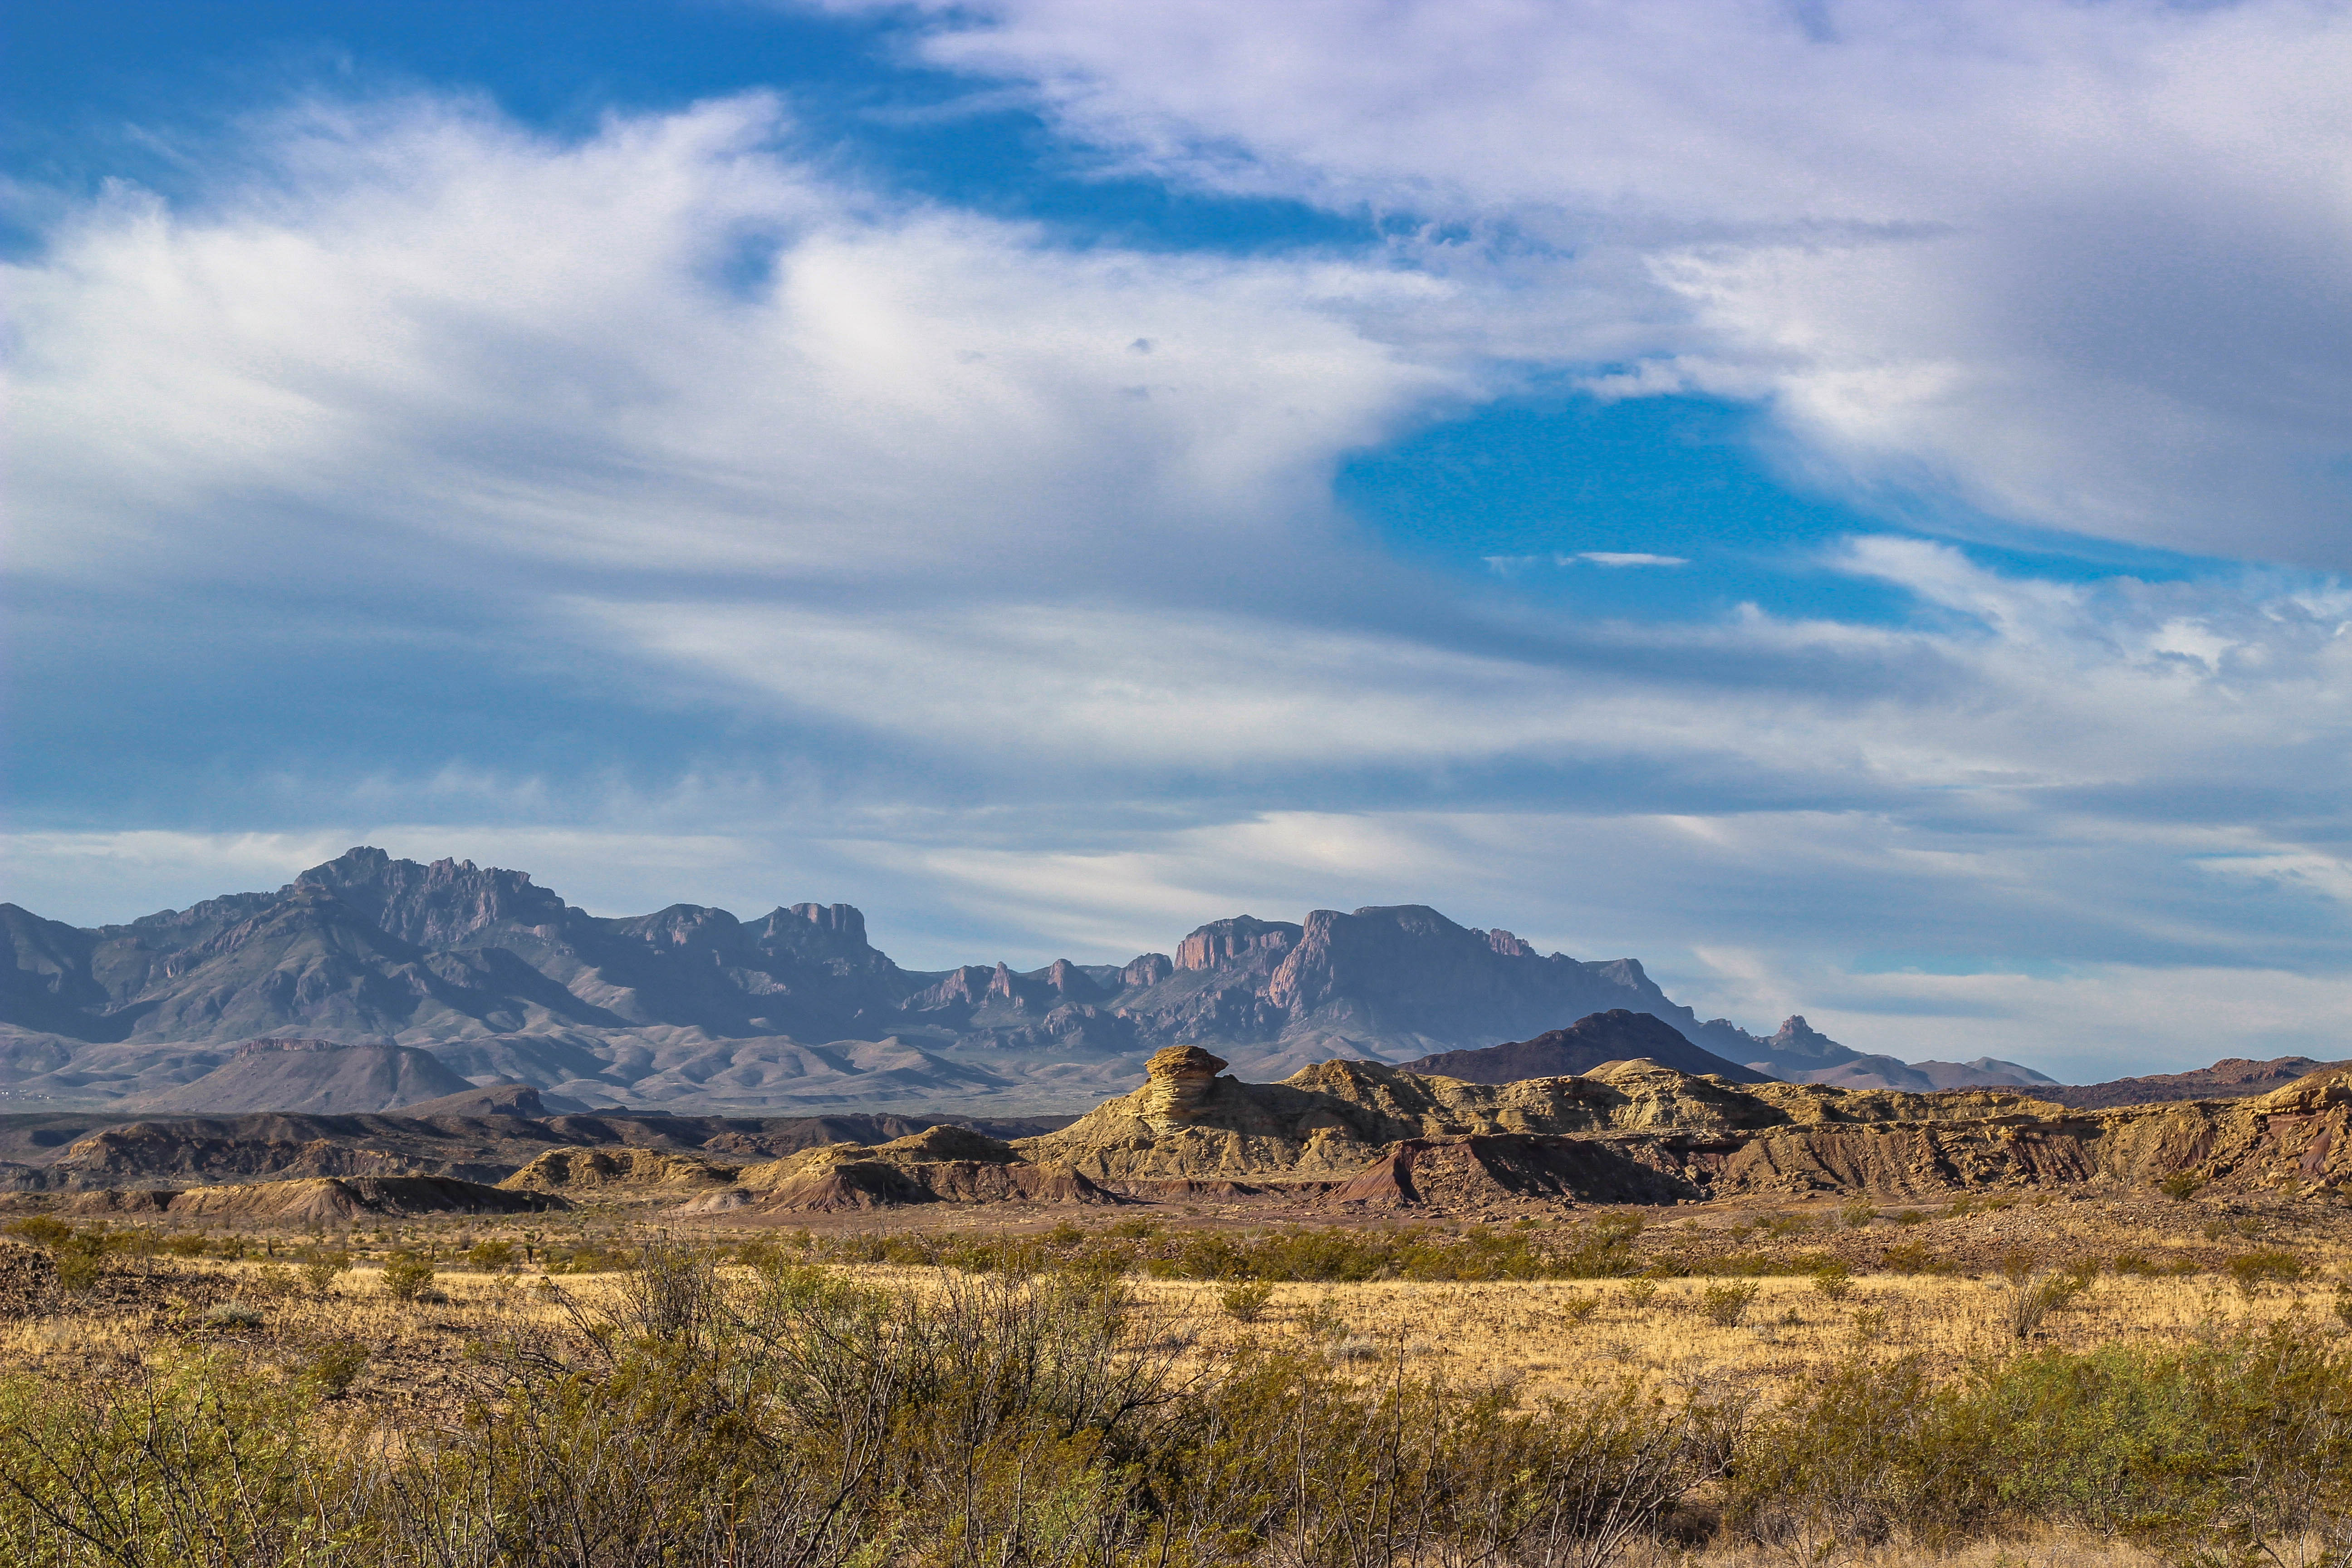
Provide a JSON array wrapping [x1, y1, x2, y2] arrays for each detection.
[[2226, 1248, 2304, 1298], [302, 1338, 369, 1398], [1701, 1281, 1760, 1327], [1217, 1280, 1274, 1323], [1812, 1261, 1854, 1302], [299, 1248, 351, 1295], [465, 1239, 515, 1270], [4, 1216, 71, 1249], [1726, 1324, 2352, 1559], [161, 1232, 210, 1258], [1882, 1240, 1942, 1274], [2158, 1172, 2203, 1200], [1841, 1200, 1877, 1230], [380, 1251, 434, 1303]]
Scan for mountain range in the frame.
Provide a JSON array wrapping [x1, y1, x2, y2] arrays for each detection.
[[0, 847, 2053, 1112]]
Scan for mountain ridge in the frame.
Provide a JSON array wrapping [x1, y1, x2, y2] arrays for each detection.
[[0, 846, 2046, 1112]]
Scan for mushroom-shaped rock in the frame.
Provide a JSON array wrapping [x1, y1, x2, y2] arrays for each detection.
[[1141, 1045, 1228, 1127]]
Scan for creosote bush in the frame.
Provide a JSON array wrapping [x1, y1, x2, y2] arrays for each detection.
[[1700, 1281, 1759, 1327], [379, 1251, 434, 1303], [1216, 1279, 1274, 1323]]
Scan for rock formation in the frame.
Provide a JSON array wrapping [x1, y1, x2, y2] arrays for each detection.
[[499, 1147, 740, 1192], [709, 1125, 1115, 1213], [1139, 1046, 1227, 1125], [93, 1175, 569, 1225], [1014, 1055, 2352, 1207]]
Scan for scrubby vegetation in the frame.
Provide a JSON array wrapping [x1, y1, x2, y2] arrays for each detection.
[[0, 1254, 1707, 1566], [0, 1191, 2347, 1567], [0, 1230, 2343, 1566], [803, 1214, 1651, 1282]]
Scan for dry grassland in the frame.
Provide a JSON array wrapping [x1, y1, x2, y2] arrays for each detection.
[[0, 1197, 2346, 1566]]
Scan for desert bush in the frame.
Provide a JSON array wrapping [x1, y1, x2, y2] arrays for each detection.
[[1881, 1240, 1943, 1274], [2111, 1251, 2161, 1276], [300, 1249, 351, 1295], [379, 1251, 434, 1303], [1217, 1280, 1274, 1323], [162, 1231, 211, 1258], [2226, 1247, 2305, 1298], [1893, 1209, 1927, 1226], [1623, 1277, 1659, 1310], [1725, 1354, 1938, 1553], [464, 1240, 515, 1270], [201, 1302, 263, 1332], [5, 1220, 107, 1293], [302, 1339, 369, 1399], [1561, 1292, 1600, 1323], [3, 1218, 71, 1249], [1840, 1200, 1877, 1230], [2158, 1172, 2203, 1200], [1811, 1261, 1854, 1302], [1999, 1251, 2085, 1341], [1701, 1282, 1760, 1327]]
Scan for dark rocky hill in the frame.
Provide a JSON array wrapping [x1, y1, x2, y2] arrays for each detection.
[[1396, 1010, 1769, 1084], [2045, 1056, 2349, 1109]]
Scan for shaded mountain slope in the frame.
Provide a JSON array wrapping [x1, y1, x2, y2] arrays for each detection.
[[2046, 1057, 2351, 1109], [1398, 1010, 1768, 1084], [123, 1040, 473, 1114]]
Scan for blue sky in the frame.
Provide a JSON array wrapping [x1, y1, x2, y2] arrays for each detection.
[[8, 0, 2352, 1078]]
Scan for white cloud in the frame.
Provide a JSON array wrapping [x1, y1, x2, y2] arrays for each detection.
[[5, 92, 1455, 589], [844, 0, 2352, 564]]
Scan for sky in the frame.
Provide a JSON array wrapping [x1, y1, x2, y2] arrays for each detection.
[[6, 0, 2352, 1080]]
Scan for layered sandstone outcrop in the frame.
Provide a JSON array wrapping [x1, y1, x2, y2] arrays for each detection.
[[1015, 1054, 2352, 1205], [715, 1124, 1113, 1212], [500, 1147, 740, 1192], [118, 1175, 568, 1224]]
